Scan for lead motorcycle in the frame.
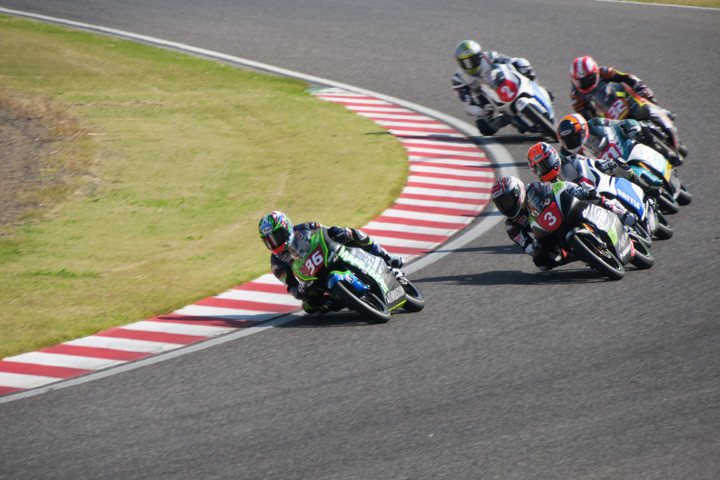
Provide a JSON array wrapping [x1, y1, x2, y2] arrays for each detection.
[[527, 181, 653, 281], [474, 60, 556, 140], [287, 227, 424, 323]]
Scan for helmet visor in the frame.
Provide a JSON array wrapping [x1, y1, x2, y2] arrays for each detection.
[[458, 54, 481, 73], [494, 192, 520, 218], [560, 132, 583, 152], [531, 154, 559, 181], [576, 74, 597, 91], [262, 228, 290, 253]]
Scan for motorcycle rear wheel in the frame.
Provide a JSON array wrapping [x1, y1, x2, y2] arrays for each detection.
[[331, 281, 391, 324], [568, 233, 625, 281]]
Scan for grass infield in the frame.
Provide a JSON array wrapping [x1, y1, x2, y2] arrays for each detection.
[[0, 15, 408, 358]]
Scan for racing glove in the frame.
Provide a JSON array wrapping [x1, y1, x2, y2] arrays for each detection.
[[328, 226, 353, 243], [633, 83, 655, 101]]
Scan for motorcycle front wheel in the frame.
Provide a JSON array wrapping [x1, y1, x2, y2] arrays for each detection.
[[657, 191, 680, 214], [331, 281, 391, 324], [628, 233, 654, 270], [521, 104, 557, 141], [568, 232, 625, 281], [653, 211, 673, 240], [399, 278, 425, 312], [677, 184, 692, 206]]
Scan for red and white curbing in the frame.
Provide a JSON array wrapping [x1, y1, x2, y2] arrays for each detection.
[[312, 87, 493, 258], [0, 87, 494, 397]]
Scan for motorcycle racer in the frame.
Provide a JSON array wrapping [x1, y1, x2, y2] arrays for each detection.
[[527, 142, 639, 227], [572, 113, 683, 167], [258, 211, 404, 313], [452, 39, 537, 136], [570, 56, 655, 120], [491, 176, 572, 271], [557, 113, 665, 193], [557, 113, 644, 182]]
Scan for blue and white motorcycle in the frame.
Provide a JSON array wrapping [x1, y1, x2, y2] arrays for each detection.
[[561, 156, 672, 243], [477, 61, 556, 140], [595, 173, 673, 241]]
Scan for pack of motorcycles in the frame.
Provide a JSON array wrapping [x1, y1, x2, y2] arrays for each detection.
[[478, 62, 690, 282], [290, 62, 689, 322]]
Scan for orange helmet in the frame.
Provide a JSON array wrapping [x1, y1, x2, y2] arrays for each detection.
[[527, 142, 561, 181]]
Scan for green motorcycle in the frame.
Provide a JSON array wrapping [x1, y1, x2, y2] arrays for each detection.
[[287, 227, 424, 323]]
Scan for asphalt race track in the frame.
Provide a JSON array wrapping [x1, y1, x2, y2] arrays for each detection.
[[1, 1, 719, 479]]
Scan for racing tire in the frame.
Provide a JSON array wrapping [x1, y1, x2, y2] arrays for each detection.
[[677, 184, 692, 206], [568, 232, 625, 281], [521, 104, 557, 142], [331, 281, 391, 324], [653, 211, 673, 240], [399, 278, 425, 312], [657, 191, 680, 215], [630, 223, 652, 248], [628, 234, 654, 270]]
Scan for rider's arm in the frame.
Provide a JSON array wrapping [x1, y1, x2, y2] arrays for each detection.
[[452, 72, 485, 117], [601, 66, 655, 100], [505, 217, 539, 256], [510, 57, 536, 80], [270, 253, 305, 299], [570, 88, 594, 120], [565, 182, 636, 225], [564, 155, 596, 189]]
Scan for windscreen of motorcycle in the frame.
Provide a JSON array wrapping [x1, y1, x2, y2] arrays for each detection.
[[527, 182, 563, 232]]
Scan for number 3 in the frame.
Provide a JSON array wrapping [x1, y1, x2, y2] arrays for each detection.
[[543, 210, 557, 227]]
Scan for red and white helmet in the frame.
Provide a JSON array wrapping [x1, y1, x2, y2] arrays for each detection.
[[570, 56, 600, 93]]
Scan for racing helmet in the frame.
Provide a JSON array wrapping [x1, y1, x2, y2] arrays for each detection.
[[557, 113, 589, 154], [571, 56, 599, 93], [455, 40, 483, 75], [491, 176, 526, 218], [527, 142, 561, 181], [258, 211, 294, 254]]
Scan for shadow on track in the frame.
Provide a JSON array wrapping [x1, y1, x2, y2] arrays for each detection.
[[415, 267, 610, 286], [276, 309, 417, 329]]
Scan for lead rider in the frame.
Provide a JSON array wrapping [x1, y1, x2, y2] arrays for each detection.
[[258, 211, 404, 313], [452, 39, 537, 136]]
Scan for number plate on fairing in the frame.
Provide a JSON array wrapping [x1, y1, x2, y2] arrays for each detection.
[[536, 202, 563, 232], [496, 79, 519, 103], [299, 245, 325, 278]]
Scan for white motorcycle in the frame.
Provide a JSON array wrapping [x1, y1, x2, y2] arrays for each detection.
[[473, 61, 556, 140]]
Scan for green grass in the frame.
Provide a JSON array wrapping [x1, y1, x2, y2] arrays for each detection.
[[0, 15, 408, 358]]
